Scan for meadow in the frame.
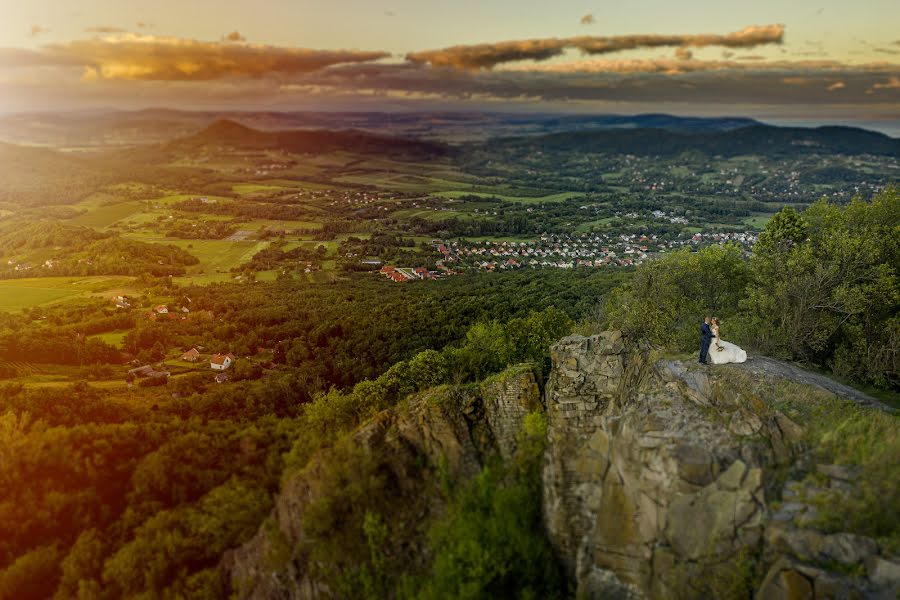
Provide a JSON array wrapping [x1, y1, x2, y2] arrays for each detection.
[[0, 277, 135, 311]]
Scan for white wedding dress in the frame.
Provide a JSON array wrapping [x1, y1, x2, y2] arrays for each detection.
[[708, 329, 747, 364]]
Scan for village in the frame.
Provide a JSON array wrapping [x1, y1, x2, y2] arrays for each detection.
[[373, 229, 758, 281], [433, 230, 758, 272]]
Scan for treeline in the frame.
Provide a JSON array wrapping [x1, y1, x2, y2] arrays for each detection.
[[606, 187, 899, 389], [166, 219, 238, 240], [0, 222, 200, 278], [233, 241, 323, 272], [170, 268, 624, 394], [0, 237, 199, 279], [173, 198, 315, 221], [0, 222, 106, 252], [0, 301, 133, 367]]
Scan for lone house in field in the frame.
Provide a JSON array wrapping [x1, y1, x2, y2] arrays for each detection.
[[210, 353, 235, 371], [181, 348, 201, 362]]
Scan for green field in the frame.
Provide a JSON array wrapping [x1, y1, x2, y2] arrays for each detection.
[[69, 201, 145, 228], [392, 208, 476, 221], [118, 234, 269, 274], [575, 217, 617, 232], [0, 277, 134, 312], [743, 213, 776, 229], [0, 284, 80, 311], [233, 183, 288, 194], [89, 330, 128, 347], [334, 172, 473, 193], [170, 239, 270, 273]]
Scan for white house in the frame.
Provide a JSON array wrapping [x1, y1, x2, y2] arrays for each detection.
[[210, 353, 235, 371]]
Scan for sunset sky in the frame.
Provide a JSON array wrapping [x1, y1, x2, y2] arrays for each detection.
[[1, 0, 898, 129]]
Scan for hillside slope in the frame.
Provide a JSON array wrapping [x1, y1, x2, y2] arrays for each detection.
[[484, 124, 900, 157], [160, 119, 454, 160]]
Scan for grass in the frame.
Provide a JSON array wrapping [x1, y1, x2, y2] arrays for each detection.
[[748, 376, 900, 554], [334, 173, 472, 193], [89, 331, 128, 348], [121, 237, 269, 274], [232, 184, 288, 194], [575, 218, 616, 232], [0, 284, 80, 311], [742, 213, 776, 229], [0, 277, 134, 312], [392, 208, 476, 221], [238, 219, 325, 231], [69, 201, 145, 228]]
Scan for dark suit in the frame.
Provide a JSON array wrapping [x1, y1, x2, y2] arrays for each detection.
[[699, 322, 713, 364]]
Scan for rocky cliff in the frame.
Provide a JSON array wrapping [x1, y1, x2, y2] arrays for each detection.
[[544, 332, 898, 599], [225, 333, 898, 599]]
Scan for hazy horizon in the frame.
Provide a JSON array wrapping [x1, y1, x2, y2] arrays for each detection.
[[2, 0, 897, 127]]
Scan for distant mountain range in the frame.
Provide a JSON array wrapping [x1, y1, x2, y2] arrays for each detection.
[[159, 119, 451, 159], [0, 109, 838, 148], [160, 118, 898, 160], [1, 114, 895, 207], [482, 124, 900, 158]]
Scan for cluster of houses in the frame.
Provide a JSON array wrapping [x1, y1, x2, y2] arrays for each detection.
[[378, 265, 446, 282], [146, 303, 191, 321], [127, 348, 238, 386], [435, 230, 758, 272], [181, 348, 236, 382]]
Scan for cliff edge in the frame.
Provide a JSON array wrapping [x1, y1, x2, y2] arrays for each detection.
[[544, 332, 897, 599]]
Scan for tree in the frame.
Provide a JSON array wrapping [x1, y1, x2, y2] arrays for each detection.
[[741, 190, 899, 386], [605, 244, 750, 350]]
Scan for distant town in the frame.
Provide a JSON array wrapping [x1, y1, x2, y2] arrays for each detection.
[[378, 229, 759, 281]]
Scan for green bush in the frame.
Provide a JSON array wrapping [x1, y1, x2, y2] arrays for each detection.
[[406, 412, 564, 600]]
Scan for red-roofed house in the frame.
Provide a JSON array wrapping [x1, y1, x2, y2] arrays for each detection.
[[210, 353, 235, 371], [155, 305, 169, 314]]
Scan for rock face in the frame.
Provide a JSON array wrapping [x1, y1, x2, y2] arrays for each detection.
[[543, 333, 897, 599], [224, 365, 543, 598]]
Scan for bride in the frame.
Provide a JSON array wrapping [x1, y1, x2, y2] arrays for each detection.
[[708, 317, 747, 364]]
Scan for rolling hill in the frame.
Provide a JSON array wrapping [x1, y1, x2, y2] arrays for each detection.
[[481, 124, 900, 158], [158, 119, 454, 160]]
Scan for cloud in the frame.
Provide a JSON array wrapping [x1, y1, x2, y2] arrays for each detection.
[[782, 76, 814, 85], [29, 26, 50, 38], [406, 24, 784, 69], [826, 81, 845, 91], [2, 34, 390, 81], [502, 56, 877, 75], [873, 47, 899, 55], [224, 30, 246, 42], [580, 14, 596, 26], [675, 48, 693, 60], [869, 76, 900, 92], [86, 26, 128, 34], [136, 22, 153, 29]]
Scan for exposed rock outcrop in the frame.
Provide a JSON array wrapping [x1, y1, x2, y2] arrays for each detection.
[[224, 332, 897, 599], [543, 333, 897, 599], [224, 364, 543, 598]]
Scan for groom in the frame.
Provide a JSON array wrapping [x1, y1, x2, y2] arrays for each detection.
[[699, 315, 713, 365]]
